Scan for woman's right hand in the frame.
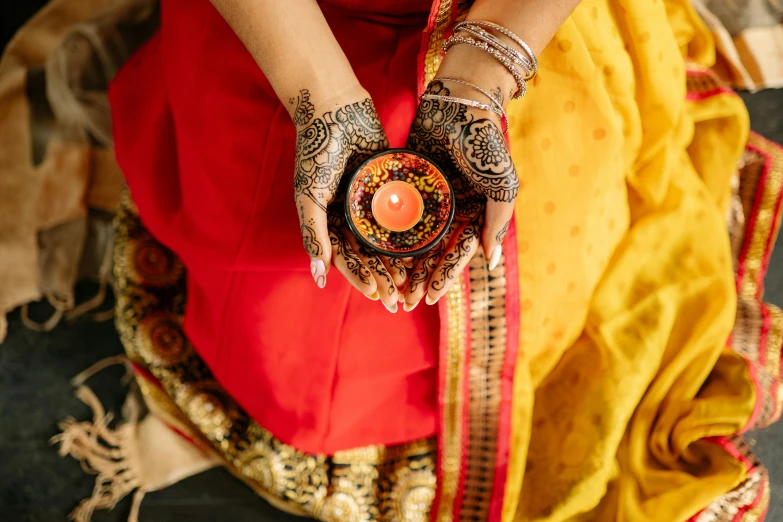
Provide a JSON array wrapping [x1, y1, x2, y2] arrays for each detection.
[[403, 79, 519, 310], [292, 87, 407, 311]]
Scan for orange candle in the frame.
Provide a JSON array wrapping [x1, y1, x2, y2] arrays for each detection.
[[371, 181, 424, 232]]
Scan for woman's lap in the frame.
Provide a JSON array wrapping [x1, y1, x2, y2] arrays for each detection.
[[111, 0, 440, 454]]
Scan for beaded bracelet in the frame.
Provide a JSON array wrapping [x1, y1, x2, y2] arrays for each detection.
[[443, 35, 528, 99], [454, 20, 538, 79], [436, 77, 508, 134]]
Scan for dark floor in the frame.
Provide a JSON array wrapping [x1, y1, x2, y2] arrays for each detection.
[[2, 8, 783, 522]]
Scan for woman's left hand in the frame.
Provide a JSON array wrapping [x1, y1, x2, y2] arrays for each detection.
[[403, 80, 519, 310]]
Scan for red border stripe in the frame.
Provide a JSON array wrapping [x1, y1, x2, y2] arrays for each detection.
[[487, 214, 521, 521]]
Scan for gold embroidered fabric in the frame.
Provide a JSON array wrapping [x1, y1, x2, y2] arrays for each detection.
[[422, 0, 455, 85], [434, 277, 468, 522], [693, 438, 769, 522], [113, 192, 437, 521], [460, 251, 509, 521], [737, 135, 783, 300]]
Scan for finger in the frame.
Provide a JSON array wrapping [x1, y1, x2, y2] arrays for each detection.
[[345, 234, 399, 312], [482, 200, 514, 271], [297, 196, 332, 288], [396, 257, 415, 301], [403, 238, 447, 312], [329, 227, 378, 298], [381, 256, 409, 289], [425, 221, 481, 305]]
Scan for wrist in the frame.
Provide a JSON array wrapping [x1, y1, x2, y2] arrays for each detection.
[[435, 44, 517, 108], [286, 81, 370, 128]]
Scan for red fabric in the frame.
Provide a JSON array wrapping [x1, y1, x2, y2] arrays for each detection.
[[110, 0, 439, 454]]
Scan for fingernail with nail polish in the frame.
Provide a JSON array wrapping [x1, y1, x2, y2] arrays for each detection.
[[488, 245, 502, 271], [403, 301, 419, 312], [384, 301, 398, 313], [398, 293, 405, 303], [366, 291, 380, 301], [425, 294, 439, 306], [311, 259, 326, 288]]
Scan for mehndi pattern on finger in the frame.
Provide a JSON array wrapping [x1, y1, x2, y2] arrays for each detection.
[[431, 213, 483, 292], [495, 220, 510, 244], [328, 210, 372, 286]]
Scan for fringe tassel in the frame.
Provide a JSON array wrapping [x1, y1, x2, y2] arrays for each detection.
[[20, 302, 65, 332], [21, 281, 113, 334], [71, 354, 129, 387], [51, 383, 144, 522]]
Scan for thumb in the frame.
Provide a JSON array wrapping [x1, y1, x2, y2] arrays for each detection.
[[482, 200, 514, 271], [297, 196, 332, 288]]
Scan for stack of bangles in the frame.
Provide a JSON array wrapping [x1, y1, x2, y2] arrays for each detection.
[[419, 20, 539, 135]]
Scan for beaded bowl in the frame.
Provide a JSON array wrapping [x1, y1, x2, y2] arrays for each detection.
[[344, 149, 454, 258]]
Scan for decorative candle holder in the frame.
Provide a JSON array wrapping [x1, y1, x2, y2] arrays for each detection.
[[345, 149, 454, 258]]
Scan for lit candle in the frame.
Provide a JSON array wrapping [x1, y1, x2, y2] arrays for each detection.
[[371, 180, 424, 232]]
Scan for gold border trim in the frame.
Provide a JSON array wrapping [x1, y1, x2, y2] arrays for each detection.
[[739, 134, 783, 299], [435, 278, 468, 522], [423, 0, 455, 85]]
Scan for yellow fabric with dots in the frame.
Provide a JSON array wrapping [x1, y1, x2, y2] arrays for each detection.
[[502, 0, 752, 521]]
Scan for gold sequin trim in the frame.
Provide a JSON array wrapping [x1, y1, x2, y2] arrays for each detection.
[[739, 134, 783, 299], [423, 0, 455, 85], [765, 303, 783, 421], [434, 278, 468, 522], [694, 437, 768, 522], [461, 251, 508, 520], [741, 480, 770, 522]]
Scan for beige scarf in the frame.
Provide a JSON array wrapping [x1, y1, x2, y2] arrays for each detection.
[[0, 0, 157, 341], [694, 0, 783, 89]]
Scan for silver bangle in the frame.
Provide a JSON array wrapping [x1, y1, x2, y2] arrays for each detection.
[[443, 35, 528, 99], [456, 25, 534, 80], [420, 93, 502, 118], [454, 20, 538, 79], [435, 77, 508, 134]]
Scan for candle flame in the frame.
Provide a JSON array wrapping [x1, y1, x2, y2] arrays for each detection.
[[390, 194, 400, 205]]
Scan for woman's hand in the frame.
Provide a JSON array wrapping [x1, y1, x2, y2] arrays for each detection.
[[403, 80, 519, 310], [292, 87, 407, 311]]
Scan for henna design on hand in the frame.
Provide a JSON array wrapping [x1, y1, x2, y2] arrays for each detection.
[[496, 220, 510, 244], [290, 89, 315, 127], [490, 86, 504, 107], [407, 239, 447, 295], [386, 256, 408, 283], [293, 90, 389, 211], [431, 213, 483, 292], [328, 210, 372, 286], [408, 81, 519, 203], [405, 81, 518, 296], [358, 244, 396, 296], [298, 202, 323, 257]]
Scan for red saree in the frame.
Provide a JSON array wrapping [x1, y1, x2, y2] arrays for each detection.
[[112, 0, 443, 454]]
